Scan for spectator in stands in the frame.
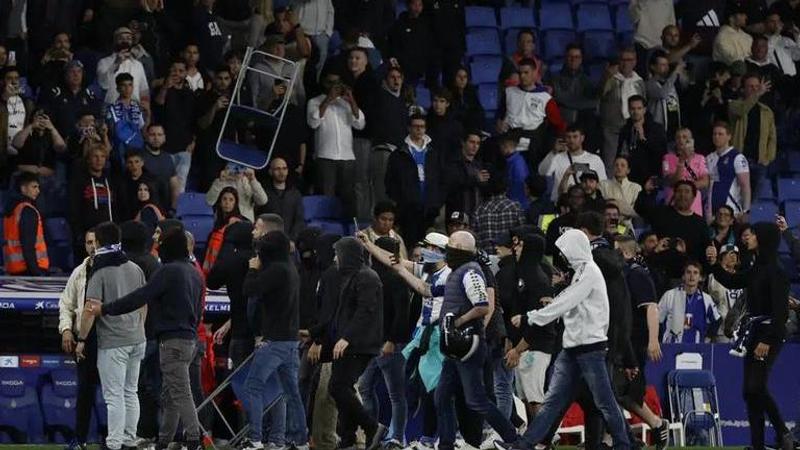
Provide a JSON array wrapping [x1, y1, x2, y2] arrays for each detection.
[[106, 73, 147, 158], [69, 143, 120, 260], [126, 19, 156, 84], [427, 88, 465, 163], [208, 221, 255, 368], [745, 37, 783, 104], [329, 236, 388, 450], [604, 203, 630, 237], [549, 44, 598, 127], [472, 174, 525, 253], [617, 95, 667, 185], [658, 260, 720, 343], [372, 66, 408, 152], [713, 6, 753, 65], [524, 174, 555, 226], [765, 12, 800, 81], [215, 0, 266, 51], [662, 128, 709, 216], [121, 150, 169, 221], [706, 121, 752, 220], [262, 80, 309, 186], [97, 27, 150, 106], [195, 65, 233, 192], [206, 165, 268, 222], [706, 243, 744, 342], [544, 184, 585, 256], [268, 6, 314, 63], [41, 61, 102, 138], [36, 31, 75, 92], [308, 72, 365, 218], [10, 108, 67, 214], [635, 179, 710, 262], [141, 124, 177, 204], [449, 67, 485, 132], [777, 214, 800, 268], [600, 156, 642, 222], [259, 157, 305, 239], [630, 0, 676, 69], [292, 0, 335, 78], [241, 230, 309, 450], [385, 114, 443, 249], [729, 74, 777, 197], [86, 228, 204, 450], [388, 0, 434, 86], [705, 222, 795, 450], [76, 222, 147, 450], [363, 201, 409, 260], [690, 62, 734, 149], [133, 181, 166, 232], [497, 58, 566, 168], [579, 171, 606, 213], [58, 228, 98, 450], [600, 48, 645, 170], [180, 44, 205, 92], [250, 33, 305, 110], [646, 51, 684, 138], [2, 172, 49, 276], [441, 131, 489, 218], [203, 186, 245, 273], [154, 58, 196, 194], [499, 135, 530, 208], [2, 66, 33, 168], [499, 29, 542, 87], [191, 0, 226, 71], [542, 125, 607, 203], [710, 205, 738, 250], [656, 25, 699, 84]]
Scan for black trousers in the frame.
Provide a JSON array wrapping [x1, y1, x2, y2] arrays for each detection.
[[744, 344, 788, 449], [75, 331, 100, 443], [138, 339, 161, 440], [329, 354, 378, 447]]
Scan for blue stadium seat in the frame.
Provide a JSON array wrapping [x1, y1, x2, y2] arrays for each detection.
[[347, 221, 371, 236], [328, 30, 342, 55], [176, 192, 213, 218], [543, 30, 578, 60], [45, 217, 73, 273], [308, 220, 346, 236], [477, 83, 499, 113], [416, 85, 432, 110], [465, 6, 498, 29], [0, 368, 44, 444], [576, 3, 613, 31], [500, 6, 536, 29], [582, 30, 617, 61], [778, 178, 800, 203], [785, 200, 800, 229], [470, 56, 503, 84], [466, 29, 502, 56], [787, 151, 800, 173], [618, 30, 634, 46], [792, 283, 800, 297], [303, 195, 344, 221], [750, 201, 779, 224], [395, 1, 406, 17], [548, 59, 564, 76], [41, 369, 78, 444], [539, 3, 574, 30], [781, 254, 799, 281], [615, 5, 633, 33], [756, 180, 776, 200], [587, 61, 608, 86], [183, 215, 215, 246]]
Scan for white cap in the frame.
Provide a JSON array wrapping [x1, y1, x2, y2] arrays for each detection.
[[357, 36, 376, 49], [423, 232, 449, 250]]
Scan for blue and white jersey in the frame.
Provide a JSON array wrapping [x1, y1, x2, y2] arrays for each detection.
[[412, 264, 451, 327], [707, 147, 749, 214]]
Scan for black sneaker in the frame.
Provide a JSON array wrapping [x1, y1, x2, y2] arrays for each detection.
[[367, 424, 389, 450], [64, 441, 88, 450], [653, 420, 669, 450]]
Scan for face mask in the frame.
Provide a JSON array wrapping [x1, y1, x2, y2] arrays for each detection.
[[446, 246, 475, 270], [421, 247, 445, 263]]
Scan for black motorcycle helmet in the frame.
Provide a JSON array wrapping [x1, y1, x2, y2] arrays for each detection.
[[440, 313, 480, 362]]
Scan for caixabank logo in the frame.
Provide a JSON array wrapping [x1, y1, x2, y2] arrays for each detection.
[[0, 356, 19, 368]]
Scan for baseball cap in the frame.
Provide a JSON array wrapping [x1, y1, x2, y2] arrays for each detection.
[[494, 232, 513, 248], [422, 232, 449, 250], [65, 60, 84, 71], [720, 244, 740, 255], [447, 211, 469, 226], [114, 27, 133, 38]]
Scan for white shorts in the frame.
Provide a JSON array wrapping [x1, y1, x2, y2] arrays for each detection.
[[514, 350, 551, 404]]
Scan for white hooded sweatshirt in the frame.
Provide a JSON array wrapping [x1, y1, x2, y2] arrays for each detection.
[[526, 229, 610, 349]]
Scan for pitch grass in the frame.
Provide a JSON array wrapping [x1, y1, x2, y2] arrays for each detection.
[[0, 447, 744, 450]]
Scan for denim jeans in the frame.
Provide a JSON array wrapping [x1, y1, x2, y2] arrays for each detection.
[[517, 349, 630, 450], [493, 353, 514, 420], [243, 340, 308, 445], [309, 34, 329, 79], [171, 151, 192, 194], [435, 339, 517, 450], [97, 342, 146, 450], [358, 349, 408, 443]]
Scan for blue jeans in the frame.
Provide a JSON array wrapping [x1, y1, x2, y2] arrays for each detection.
[[517, 349, 630, 450], [358, 349, 408, 443], [435, 339, 517, 450], [243, 341, 308, 444], [171, 151, 192, 194], [493, 353, 514, 420]]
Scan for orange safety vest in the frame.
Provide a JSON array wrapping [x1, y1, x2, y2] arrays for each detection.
[[202, 217, 241, 274], [3, 201, 50, 275]]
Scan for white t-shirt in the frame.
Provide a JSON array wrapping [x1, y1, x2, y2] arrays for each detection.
[[706, 147, 749, 213], [6, 95, 26, 153], [186, 71, 204, 91], [544, 150, 608, 201], [97, 54, 150, 104]]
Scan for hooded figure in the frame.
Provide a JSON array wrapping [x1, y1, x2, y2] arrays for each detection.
[[516, 233, 557, 355], [296, 227, 323, 331], [710, 222, 793, 450], [121, 220, 160, 279]]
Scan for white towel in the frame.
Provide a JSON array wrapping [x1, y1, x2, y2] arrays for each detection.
[[614, 72, 643, 119]]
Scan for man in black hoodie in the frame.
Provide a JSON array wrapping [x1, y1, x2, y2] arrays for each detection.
[[84, 228, 204, 450], [239, 230, 309, 450], [328, 236, 388, 450], [359, 236, 411, 449]]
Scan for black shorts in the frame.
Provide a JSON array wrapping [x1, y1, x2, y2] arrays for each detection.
[[612, 346, 648, 405]]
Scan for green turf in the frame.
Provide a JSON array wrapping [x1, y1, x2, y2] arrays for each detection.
[[0, 447, 745, 450]]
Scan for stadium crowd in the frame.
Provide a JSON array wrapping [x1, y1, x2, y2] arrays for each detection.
[[1, 0, 800, 449]]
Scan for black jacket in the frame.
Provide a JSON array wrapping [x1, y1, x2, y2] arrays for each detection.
[[260, 184, 305, 240], [388, 11, 434, 81], [712, 223, 790, 346], [385, 143, 443, 213], [103, 259, 204, 341], [207, 221, 254, 340], [426, 112, 465, 161], [333, 237, 384, 355], [634, 190, 711, 263], [373, 253, 411, 344], [297, 230, 335, 331], [451, 85, 485, 132], [243, 231, 300, 342], [310, 265, 342, 363], [441, 154, 487, 217], [69, 166, 122, 238], [617, 116, 667, 185], [591, 237, 636, 368], [516, 234, 557, 354], [372, 87, 409, 148], [345, 69, 381, 140], [121, 220, 162, 339]]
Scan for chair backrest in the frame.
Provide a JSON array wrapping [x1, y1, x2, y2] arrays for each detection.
[[49, 369, 78, 399], [45, 218, 72, 245], [466, 29, 502, 56], [470, 55, 503, 84], [539, 2, 574, 30], [416, 85, 432, 110], [749, 201, 779, 223], [465, 6, 498, 29], [177, 192, 213, 218], [183, 215, 215, 245], [308, 220, 346, 236], [500, 6, 536, 29], [302, 196, 344, 221], [778, 178, 800, 203], [543, 29, 577, 60], [675, 352, 703, 370], [785, 200, 800, 230], [615, 5, 633, 32], [576, 2, 613, 31], [0, 369, 26, 398], [477, 83, 499, 112], [582, 30, 617, 61]]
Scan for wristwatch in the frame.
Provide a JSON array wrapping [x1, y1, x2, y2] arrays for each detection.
[[76, 336, 85, 343]]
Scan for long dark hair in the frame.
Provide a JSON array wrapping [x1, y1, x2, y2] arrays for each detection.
[[213, 186, 241, 229]]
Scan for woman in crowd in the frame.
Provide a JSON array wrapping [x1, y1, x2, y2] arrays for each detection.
[[202, 186, 244, 273], [449, 67, 484, 132], [133, 181, 165, 233]]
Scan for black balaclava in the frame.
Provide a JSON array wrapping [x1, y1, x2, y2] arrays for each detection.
[[446, 246, 476, 270]]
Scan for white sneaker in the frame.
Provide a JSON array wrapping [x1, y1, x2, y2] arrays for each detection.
[[404, 441, 435, 450], [480, 432, 502, 450], [241, 440, 265, 450]]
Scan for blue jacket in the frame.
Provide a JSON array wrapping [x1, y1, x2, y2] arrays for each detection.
[[506, 152, 530, 209]]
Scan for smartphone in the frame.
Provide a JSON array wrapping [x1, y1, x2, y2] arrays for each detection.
[[572, 163, 590, 172]]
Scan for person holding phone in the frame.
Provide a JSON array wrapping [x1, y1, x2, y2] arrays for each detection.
[[543, 125, 607, 202], [662, 128, 709, 216]]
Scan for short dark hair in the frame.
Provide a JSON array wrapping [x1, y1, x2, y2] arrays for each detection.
[[348, 47, 369, 60], [373, 200, 397, 218], [1, 66, 21, 79], [713, 120, 732, 134], [683, 259, 704, 275], [753, 33, 768, 44], [649, 49, 669, 67], [673, 179, 698, 196], [146, 123, 164, 132], [126, 150, 144, 160], [715, 204, 735, 217], [565, 42, 583, 54], [159, 227, 189, 262], [95, 221, 121, 247], [627, 94, 646, 107], [604, 202, 621, 213], [115, 72, 134, 85], [565, 124, 584, 134], [256, 213, 285, 232], [463, 130, 482, 142], [517, 29, 536, 42], [17, 171, 39, 190], [386, 65, 404, 78], [409, 113, 426, 124], [213, 64, 231, 76], [432, 87, 453, 103], [518, 58, 537, 70], [575, 211, 605, 237], [742, 72, 762, 84]]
